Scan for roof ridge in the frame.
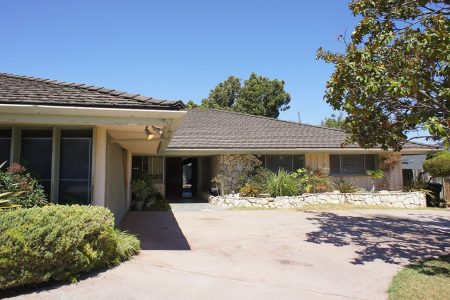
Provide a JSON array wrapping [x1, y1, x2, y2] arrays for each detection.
[[190, 108, 347, 133], [405, 140, 440, 149], [0, 72, 185, 107]]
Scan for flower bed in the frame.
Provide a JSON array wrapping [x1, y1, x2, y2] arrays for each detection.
[[209, 191, 426, 209]]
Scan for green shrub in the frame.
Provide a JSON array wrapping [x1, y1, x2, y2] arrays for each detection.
[[0, 163, 47, 208], [239, 183, 261, 197], [0, 205, 140, 289], [423, 151, 450, 177], [149, 192, 171, 210], [333, 178, 360, 193], [265, 169, 299, 197]]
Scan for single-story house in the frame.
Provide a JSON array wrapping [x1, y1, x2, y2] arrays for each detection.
[[0, 73, 439, 222]]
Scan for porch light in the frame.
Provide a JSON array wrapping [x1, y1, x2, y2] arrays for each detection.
[[152, 126, 163, 135], [144, 125, 155, 140]]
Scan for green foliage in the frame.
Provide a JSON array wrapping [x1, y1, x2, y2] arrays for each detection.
[[320, 113, 346, 129], [333, 178, 360, 193], [201, 76, 241, 110], [367, 169, 385, 179], [317, 0, 450, 150], [0, 163, 47, 208], [0, 205, 140, 289], [239, 183, 261, 197], [185, 100, 199, 109], [131, 175, 155, 203], [111, 229, 141, 261], [200, 73, 291, 118], [305, 169, 334, 193], [265, 169, 299, 197], [423, 151, 450, 177], [149, 192, 171, 210]]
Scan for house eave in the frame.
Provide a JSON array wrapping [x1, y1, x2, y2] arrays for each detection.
[[163, 147, 437, 156], [0, 104, 186, 126]]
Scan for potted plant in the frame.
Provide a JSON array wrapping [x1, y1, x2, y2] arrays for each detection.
[[131, 178, 153, 211], [367, 169, 384, 192]]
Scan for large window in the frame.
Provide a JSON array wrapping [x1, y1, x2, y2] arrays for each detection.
[[14, 127, 93, 204], [0, 129, 11, 165], [330, 154, 377, 175], [259, 155, 305, 173], [21, 129, 53, 196], [132, 156, 163, 183], [58, 129, 92, 205]]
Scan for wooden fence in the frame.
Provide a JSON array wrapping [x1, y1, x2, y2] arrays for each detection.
[[444, 177, 450, 205]]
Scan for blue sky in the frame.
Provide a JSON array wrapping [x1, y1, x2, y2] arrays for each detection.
[[0, 0, 359, 125]]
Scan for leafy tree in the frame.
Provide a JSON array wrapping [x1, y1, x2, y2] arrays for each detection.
[[200, 73, 291, 118], [423, 151, 450, 177], [185, 100, 199, 109], [317, 0, 449, 151], [320, 113, 346, 129], [201, 76, 241, 110]]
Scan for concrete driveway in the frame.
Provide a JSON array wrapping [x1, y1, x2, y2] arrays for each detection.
[[9, 208, 450, 300]]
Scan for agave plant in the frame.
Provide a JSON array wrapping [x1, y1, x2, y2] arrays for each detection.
[[0, 192, 22, 211]]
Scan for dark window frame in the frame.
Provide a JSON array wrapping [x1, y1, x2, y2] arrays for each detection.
[[260, 155, 305, 173], [330, 154, 377, 176]]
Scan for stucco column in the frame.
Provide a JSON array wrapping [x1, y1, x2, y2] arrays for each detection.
[[93, 126, 107, 206]]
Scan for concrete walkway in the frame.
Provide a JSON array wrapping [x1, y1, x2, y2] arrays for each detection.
[[9, 209, 450, 300]]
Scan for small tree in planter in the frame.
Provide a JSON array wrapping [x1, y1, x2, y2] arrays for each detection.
[[367, 169, 384, 192], [131, 178, 154, 211]]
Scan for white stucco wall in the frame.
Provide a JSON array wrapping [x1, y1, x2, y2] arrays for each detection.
[[105, 139, 127, 224]]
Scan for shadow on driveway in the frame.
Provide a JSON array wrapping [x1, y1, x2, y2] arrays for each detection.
[[304, 211, 450, 265], [120, 211, 191, 250]]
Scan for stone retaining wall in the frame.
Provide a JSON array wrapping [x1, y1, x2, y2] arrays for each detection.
[[209, 192, 426, 209]]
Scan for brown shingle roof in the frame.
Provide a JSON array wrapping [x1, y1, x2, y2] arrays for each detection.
[[168, 109, 439, 150], [0, 73, 185, 110]]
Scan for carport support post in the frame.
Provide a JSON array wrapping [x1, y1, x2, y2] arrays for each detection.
[[93, 126, 107, 206]]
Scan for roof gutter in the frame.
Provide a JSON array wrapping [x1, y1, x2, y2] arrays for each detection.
[[0, 104, 186, 126]]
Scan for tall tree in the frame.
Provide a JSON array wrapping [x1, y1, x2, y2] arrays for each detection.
[[235, 73, 291, 118], [199, 73, 291, 118], [320, 113, 346, 129], [317, 0, 449, 150], [201, 76, 241, 110]]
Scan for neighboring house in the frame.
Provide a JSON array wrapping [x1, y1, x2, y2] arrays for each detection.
[[0, 73, 439, 222], [401, 154, 427, 184]]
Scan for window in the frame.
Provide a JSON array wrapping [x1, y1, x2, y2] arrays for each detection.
[[330, 154, 377, 175], [132, 156, 163, 183], [260, 155, 305, 173], [0, 129, 11, 165], [20, 129, 53, 196], [58, 129, 92, 205]]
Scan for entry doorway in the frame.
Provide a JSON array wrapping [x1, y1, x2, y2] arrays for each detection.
[[165, 157, 198, 202]]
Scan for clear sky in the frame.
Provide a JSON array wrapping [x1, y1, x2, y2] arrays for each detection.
[[0, 0, 359, 125]]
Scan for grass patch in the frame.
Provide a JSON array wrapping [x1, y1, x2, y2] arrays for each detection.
[[388, 256, 450, 300]]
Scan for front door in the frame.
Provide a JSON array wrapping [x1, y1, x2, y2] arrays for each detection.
[[165, 157, 183, 200]]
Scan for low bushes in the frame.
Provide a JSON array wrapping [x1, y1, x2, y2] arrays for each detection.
[[0, 205, 140, 289], [0, 163, 47, 208], [241, 168, 335, 197]]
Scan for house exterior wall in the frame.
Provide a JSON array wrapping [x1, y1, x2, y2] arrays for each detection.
[[210, 152, 403, 194], [105, 139, 127, 224]]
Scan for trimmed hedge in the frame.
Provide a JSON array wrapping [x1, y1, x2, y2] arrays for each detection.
[[0, 205, 140, 289]]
